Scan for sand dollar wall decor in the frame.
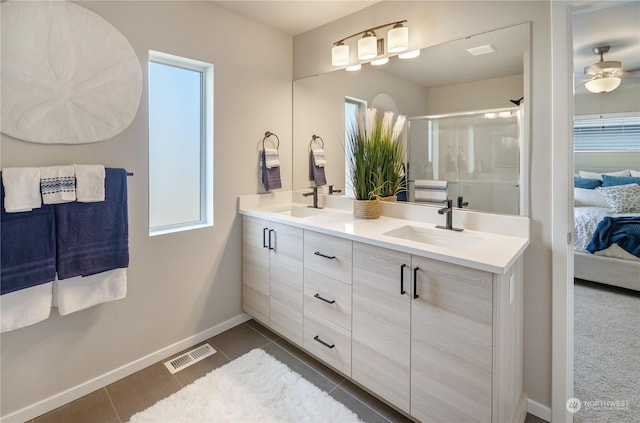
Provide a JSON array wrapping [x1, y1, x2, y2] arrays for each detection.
[[1, 1, 143, 144]]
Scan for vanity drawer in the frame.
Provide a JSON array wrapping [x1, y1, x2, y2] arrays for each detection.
[[304, 269, 352, 330], [304, 231, 352, 284], [303, 310, 351, 376]]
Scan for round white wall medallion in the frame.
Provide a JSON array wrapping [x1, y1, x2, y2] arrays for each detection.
[[1, 1, 142, 144]]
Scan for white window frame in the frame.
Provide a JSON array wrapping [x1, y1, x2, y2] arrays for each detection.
[[148, 50, 214, 236]]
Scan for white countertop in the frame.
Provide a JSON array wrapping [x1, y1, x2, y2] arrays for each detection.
[[239, 200, 529, 274]]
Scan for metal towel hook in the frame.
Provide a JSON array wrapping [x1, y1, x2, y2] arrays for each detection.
[[309, 134, 324, 151], [262, 131, 280, 150]]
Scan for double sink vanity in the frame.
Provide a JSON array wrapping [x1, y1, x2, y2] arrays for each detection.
[[239, 191, 529, 423]]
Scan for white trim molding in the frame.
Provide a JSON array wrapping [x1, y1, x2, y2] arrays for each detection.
[[528, 398, 552, 422]]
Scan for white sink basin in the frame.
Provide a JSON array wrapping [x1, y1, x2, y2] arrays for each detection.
[[275, 206, 328, 218], [383, 225, 483, 251]]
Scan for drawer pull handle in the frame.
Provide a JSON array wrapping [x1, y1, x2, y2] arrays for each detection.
[[314, 293, 336, 304], [268, 229, 275, 250], [314, 251, 336, 260], [313, 335, 335, 349], [400, 264, 407, 295], [413, 266, 420, 299]]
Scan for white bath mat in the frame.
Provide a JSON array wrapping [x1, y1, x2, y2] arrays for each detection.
[[127, 348, 362, 422]]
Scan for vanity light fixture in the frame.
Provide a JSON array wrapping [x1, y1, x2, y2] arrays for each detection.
[[387, 22, 409, 53], [331, 20, 408, 67], [399, 49, 420, 59], [371, 57, 389, 66]]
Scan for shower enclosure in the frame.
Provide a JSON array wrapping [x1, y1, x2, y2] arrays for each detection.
[[407, 107, 521, 214]]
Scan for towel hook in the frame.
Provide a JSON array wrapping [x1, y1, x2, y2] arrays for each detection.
[[262, 131, 280, 150], [309, 134, 324, 151]]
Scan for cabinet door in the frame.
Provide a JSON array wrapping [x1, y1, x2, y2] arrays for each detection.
[[242, 216, 270, 325], [352, 242, 412, 414], [411, 256, 493, 423], [269, 222, 304, 345]]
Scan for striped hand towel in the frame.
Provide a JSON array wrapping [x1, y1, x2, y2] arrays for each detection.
[[40, 165, 76, 204]]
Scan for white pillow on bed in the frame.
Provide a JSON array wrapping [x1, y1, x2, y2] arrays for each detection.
[[579, 169, 631, 181], [574, 188, 611, 208], [596, 183, 640, 213]]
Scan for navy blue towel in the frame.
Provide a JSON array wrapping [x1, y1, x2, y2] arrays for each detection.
[[0, 175, 56, 295], [55, 168, 129, 279], [587, 216, 640, 258], [261, 150, 282, 191]]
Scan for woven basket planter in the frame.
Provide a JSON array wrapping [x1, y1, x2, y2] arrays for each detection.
[[379, 195, 397, 202], [353, 198, 381, 219]]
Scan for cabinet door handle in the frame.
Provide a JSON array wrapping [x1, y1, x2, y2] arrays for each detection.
[[313, 335, 335, 349], [268, 229, 275, 250], [413, 266, 420, 299], [314, 251, 336, 260], [400, 264, 407, 295], [314, 293, 336, 304], [262, 227, 269, 248]]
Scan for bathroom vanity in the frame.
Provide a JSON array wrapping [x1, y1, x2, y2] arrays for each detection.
[[239, 192, 529, 423]]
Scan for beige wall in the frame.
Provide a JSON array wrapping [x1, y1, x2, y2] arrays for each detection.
[[0, 1, 292, 416], [294, 0, 553, 410]]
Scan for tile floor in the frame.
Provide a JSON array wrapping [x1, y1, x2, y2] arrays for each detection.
[[29, 320, 546, 423]]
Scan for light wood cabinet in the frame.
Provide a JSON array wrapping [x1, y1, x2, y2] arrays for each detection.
[[352, 242, 412, 414], [411, 255, 493, 423], [242, 216, 303, 345], [243, 218, 524, 423], [302, 230, 353, 376], [352, 242, 523, 423]]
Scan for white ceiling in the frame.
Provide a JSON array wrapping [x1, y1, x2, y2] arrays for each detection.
[[212, 1, 379, 36], [213, 0, 639, 91]]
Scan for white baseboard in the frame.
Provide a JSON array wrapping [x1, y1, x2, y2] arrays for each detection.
[[1, 313, 251, 423], [527, 398, 552, 422]]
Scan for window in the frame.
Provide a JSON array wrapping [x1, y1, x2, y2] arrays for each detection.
[[574, 114, 640, 151], [148, 51, 213, 236]]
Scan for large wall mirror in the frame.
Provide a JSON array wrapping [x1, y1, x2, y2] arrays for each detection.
[[293, 22, 530, 216]]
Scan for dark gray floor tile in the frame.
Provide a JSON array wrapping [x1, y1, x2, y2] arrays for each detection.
[[34, 389, 118, 423], [106, 362, 180, 422], [330, 386, 391, 423], [167, 342, 230, 387], [273, 336, 345, 385], [262, 342, 340, 394], [246, 318, 279, 340], [207, 322, 271, 360], [339, 379, 414, 423], [525, 413, 549, 423]]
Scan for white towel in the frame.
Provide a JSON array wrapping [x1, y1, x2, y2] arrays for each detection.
[[312, 149, 327, 167], [414, 179, 447, 190], [0, 282, 53, 333], [53, 268, 127, 316], [40, 165, 76, 204], [414, 190, 448, 202], [264, 148, 280, 169], [74, 164, 105, 202], [1, 167, 42, 212]]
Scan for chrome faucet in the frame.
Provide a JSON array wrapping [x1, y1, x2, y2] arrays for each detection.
[[303, 186, 322, 209], [436, 200, 463, 232]]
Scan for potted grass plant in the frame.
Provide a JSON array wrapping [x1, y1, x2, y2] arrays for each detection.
[[378, 111, 407, 201], [347, 107, 406, 218]]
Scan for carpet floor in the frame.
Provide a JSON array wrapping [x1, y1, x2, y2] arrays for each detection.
[[573, 280, 639, 423], [127, 348, 362, 423]]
